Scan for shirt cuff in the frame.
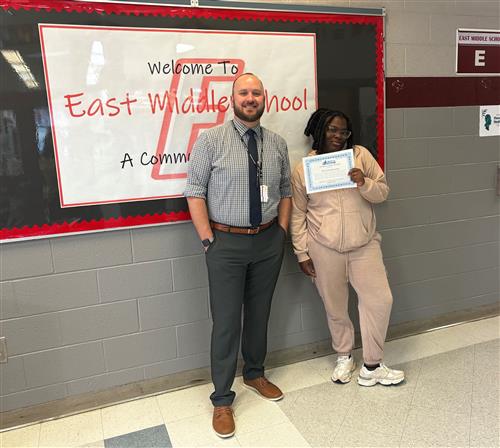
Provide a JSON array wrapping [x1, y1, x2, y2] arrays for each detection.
[[358, 177, 373, 192], [296, 252, 311, 263], [184, 185, 207, 198]]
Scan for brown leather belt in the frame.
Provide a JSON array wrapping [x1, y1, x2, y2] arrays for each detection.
[[210, 218, 277, 235]]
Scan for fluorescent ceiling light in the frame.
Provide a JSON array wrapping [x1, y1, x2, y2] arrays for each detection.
[[1, 49, 39, 89]]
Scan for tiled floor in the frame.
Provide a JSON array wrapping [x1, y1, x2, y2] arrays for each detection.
[[1, 316, 498, 448]]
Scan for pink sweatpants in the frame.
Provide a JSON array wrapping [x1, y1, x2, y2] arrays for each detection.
[[308, 235, 393, 364]]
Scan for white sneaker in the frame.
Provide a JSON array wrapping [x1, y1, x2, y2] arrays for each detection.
[[357, 363, 405, 386], [331, 355, 356, 383]]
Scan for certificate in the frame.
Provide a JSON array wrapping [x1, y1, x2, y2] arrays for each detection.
[[303, 149, 356, 194]]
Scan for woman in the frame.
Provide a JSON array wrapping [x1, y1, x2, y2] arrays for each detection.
[[290, 108, 404, 386]]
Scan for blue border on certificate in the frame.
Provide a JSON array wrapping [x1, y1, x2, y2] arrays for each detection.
[[303, 149, 355, 193]]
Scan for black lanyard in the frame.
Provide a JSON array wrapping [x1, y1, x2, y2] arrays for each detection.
[[232, 121, 264, 182]]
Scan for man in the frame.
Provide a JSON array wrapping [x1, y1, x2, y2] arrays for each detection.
[[184, 73, 292, 438]]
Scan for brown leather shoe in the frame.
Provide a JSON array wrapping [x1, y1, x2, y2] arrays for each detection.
[[212, 406, 235, 438], [243, 376, 284, 401]]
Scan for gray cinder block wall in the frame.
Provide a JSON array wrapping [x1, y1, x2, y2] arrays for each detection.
[[1, 0, 499, 412]]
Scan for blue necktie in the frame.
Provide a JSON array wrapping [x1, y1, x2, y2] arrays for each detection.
[[247, 129, 262, 227]]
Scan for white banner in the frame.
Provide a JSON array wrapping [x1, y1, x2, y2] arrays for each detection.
[[39, 25, 317, 207], [479, 105, 500, 137]]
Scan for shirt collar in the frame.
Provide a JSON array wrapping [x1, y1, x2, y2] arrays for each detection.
[[232, 118, 262, 140]]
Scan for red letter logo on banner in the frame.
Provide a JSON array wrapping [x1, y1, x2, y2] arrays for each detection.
[[150, 58, 245, 180]]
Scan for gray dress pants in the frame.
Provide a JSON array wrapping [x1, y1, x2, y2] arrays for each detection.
[[205, 222, 285, 407]]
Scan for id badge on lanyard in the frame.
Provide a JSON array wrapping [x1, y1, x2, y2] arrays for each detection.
[[260, 185, 268, 203], [257, 132, 268, 203]]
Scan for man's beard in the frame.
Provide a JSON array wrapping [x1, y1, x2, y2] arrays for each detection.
[[233, 101, 265, 123]]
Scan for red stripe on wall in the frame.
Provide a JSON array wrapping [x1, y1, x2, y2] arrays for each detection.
[[386, 76, 500, 108]]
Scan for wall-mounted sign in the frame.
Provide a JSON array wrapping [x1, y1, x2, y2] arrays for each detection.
[[479, 105, 500, 137], [456, 29, 500, 75], [40, 25, 316, 208]]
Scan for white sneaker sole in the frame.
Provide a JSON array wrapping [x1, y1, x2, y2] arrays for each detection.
[[242, 383, 284, 401], [331, 363, 356, 384], [213, 429, 235, 439], [357, 375, 405, 387]]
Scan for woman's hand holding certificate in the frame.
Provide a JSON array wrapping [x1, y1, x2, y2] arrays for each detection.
[[303, 149, 356, 194]]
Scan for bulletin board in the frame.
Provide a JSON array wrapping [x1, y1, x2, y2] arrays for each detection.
[[0, 0, 384, 242]]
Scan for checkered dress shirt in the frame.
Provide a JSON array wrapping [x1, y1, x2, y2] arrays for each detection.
[[184, 119, 292, 227]]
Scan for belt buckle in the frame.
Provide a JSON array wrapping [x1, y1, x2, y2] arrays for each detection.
[[248, 226, 258, 235]]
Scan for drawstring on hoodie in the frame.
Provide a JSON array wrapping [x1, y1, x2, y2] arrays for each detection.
[[345, 253, 349, 283]]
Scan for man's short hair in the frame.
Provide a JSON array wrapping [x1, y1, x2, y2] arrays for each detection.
[[231, 72, 262, 95]]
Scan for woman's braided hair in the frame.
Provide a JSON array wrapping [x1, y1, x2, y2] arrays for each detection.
[[304, 108, 353, 154]]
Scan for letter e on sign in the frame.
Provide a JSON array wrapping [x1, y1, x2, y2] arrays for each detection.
[[475, 50, 486, 66]]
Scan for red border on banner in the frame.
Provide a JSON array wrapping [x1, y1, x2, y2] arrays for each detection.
[[1, 211, 191, 241], [0, 0, 385, 241], [1, 0, 381, 25]]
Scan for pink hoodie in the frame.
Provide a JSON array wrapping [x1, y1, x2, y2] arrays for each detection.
[[290, 145, 389, 261]]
